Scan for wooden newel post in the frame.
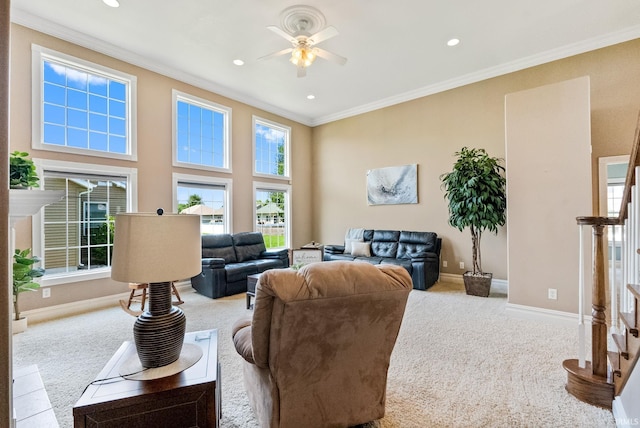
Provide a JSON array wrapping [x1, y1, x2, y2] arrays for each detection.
[[590, 222, 608, 377]]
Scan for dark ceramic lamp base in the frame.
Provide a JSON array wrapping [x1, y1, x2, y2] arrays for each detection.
[[133, 281, 186, 368]]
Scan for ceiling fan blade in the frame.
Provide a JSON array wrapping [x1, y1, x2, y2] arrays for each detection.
[[258, 48, 293, 61], [315, 48, 348, 66], [308, 26, 339, 45], [267, 25, 296, 44], [297, 66, 307, 78]]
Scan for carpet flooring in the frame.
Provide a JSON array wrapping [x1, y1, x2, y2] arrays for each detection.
[[13, 280, 616, 428]]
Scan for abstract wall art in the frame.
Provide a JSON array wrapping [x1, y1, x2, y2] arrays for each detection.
[[366, 164, 418, 205]]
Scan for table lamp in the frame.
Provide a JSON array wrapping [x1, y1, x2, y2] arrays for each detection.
[[111, 209, 201, 368]]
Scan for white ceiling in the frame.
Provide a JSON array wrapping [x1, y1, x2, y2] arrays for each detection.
[[10, 0, 640, 126]]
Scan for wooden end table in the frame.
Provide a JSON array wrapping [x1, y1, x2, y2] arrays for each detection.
[[73, 330, 220, 428]]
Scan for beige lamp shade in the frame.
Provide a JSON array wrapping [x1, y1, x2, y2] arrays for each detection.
[[111, 212, 201, 284]]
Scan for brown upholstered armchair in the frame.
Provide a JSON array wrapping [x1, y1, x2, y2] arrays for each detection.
[[232, 261, 412, 428]]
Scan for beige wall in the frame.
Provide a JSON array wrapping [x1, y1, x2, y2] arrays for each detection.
[[505, 77, 592, 312], [312, 39, 640, 296], [9, 24, 313, 311]]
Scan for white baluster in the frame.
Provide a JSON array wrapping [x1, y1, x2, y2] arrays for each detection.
[[610, 224, 619, 334]]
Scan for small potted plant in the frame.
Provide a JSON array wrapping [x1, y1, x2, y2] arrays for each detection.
[[440, 147, 506, 297], [13, 248, 45, 333], [10, 151, 40, 189]]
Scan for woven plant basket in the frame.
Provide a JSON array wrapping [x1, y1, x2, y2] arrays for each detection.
[[463, 272, 492, 297]]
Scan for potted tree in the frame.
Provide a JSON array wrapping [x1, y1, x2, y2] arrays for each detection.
[[9, 151, 40, 189], [440, 147, 506, 297], [13, 248, 45, 333]]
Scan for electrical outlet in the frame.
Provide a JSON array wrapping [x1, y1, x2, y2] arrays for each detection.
[[548, 288, 557, 300], [459, 262, 464, 270], [42, 288, 51, 298], [442, 260, 448, 268]]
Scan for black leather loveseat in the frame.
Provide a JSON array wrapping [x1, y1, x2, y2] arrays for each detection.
[[324, 229, 441, 290], [191, 232, 289, 299]]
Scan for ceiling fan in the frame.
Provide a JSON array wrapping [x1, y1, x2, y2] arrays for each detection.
[[259, 6, 347, 78]]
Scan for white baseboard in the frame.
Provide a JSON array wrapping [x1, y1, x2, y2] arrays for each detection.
[[504, 302, 592, 326], [440, 273, 590, 326], [24, 281, 193, 324]]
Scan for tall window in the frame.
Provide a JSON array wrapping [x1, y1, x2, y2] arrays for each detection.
[[32, 45, 137, 160], [173, 173, 232, 234], [254, 182, 290, 249], [33, 160, 137, 285], [173, 90, 231, 171], [253, 116, 290, 179]]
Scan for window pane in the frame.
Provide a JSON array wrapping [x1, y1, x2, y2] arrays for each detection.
[[44, 124, 65, 145], [109, 99, 126, 118], [89, 94, 107, 112], [67, 128, 88, 148], [89, 113, 107, 132], [39, 57, 131, 156], [109, 136, 126, 154], [44, 62, 66, 85], [177, 184, 226, 235], [175, 96, 229, 169], [89, 132, 108, 151], [67, 89, 87, 110], [89, 76, 108, 95], [44, 83, 65, 105], [68, 109, 87, 129], [254, 120, 288, 177], [256, 189, 287, 249], [44, 104, 65, 125], [66, 69, 88, 90], [42, 173, 126, 275]]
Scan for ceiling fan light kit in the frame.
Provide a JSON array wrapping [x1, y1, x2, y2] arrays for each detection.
[[261, 5, 347, 77]]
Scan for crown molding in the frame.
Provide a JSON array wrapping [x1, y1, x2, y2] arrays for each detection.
[[310, 25, 640, 126]]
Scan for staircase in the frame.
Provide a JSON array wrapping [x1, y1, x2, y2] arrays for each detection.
[[563, 113, 640, 413]]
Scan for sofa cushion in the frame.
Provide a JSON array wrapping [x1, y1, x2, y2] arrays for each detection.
[[201, 234, 237, 263], [381, 258, 413, 273], [253, 259, 285, 272], [351, 241, 372, 257], [226, 262, 258, 283], [397, 231, 438, 259], [355, 256, 383, 265], [371, 230, 400, 258], [326, 254, 357, 262], [233, 232, 267, 262]]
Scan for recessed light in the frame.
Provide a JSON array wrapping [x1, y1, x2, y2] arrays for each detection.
[[233, 59, 245, 66], [447, 38, 460, 47], [102, 0, 120, 7], [307, 94, 315, 100]]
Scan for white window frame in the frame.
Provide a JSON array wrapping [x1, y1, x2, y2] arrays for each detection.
[[253, 181, 291, 249], [172, 173, 233, 234], [32, 158, 138, 286], [172, 90, 232, 173], [31, 44, 138, 160], [253, 116, 291, 180]]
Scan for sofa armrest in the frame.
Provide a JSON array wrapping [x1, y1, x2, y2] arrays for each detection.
[[261, 249, 289, 260], [202, 257, 225, 269], [324, 245, 345, 254]]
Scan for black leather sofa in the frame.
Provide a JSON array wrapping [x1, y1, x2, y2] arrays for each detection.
[[191, 231, 289, 299], [324, 229, 441, 290]]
